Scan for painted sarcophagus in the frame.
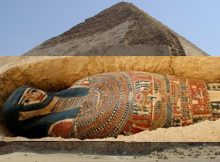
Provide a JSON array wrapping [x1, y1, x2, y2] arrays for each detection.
[[2, 72, 220, 139]]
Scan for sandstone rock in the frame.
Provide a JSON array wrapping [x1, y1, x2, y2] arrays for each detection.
[[23, 2, 208, 56]]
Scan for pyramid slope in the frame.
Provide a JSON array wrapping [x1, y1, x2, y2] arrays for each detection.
[[24, 2, 208, 56]]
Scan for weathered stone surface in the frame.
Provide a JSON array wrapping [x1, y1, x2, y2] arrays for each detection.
[[1, 56, 220, 112], [23, 2, 208, 56], [0, 56, 220, 140]]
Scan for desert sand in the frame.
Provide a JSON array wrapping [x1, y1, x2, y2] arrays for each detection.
[[1, 119, 220, 142]]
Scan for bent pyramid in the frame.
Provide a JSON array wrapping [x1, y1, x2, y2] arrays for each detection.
[[24, 2, 208, 56]]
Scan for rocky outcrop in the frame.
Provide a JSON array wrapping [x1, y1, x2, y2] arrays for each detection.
[[24, 2, 208, 56]]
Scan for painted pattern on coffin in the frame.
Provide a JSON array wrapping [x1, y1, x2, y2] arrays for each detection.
[[48, 72, 213, 139], [122, 72, 211, 135], [73, 72, 133, 139]]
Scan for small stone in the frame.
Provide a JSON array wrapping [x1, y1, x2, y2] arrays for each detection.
[[173, 149, 178, 153], [210, 156, 216, 159], [163, 156, 168, 159], [195, 153, 201, 157], [24, 154, 27, 156], [199, 146, 203, 150], [158, 155, 163, 159], [179, 152, 184, 155], [78, 152, 83, 156], [193, 155, 198, 158], [195, 150, 201, 154]]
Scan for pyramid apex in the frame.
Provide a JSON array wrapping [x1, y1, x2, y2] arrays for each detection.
[[24, 2, 208, 56]]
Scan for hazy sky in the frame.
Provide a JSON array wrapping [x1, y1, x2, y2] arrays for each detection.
[[0, 0, 220, 56]]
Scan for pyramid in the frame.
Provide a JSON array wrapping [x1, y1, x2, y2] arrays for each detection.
[[24, 2, 208, 56]]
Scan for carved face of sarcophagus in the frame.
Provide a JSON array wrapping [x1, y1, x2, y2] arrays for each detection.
[[2, 72, 220, 139]]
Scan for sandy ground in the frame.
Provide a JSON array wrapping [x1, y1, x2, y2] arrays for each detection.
[[1, 145, 220, 162], [2, 119, 220, 142]]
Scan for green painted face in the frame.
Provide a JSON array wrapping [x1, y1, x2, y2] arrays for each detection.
[[2, 86, 87, 138], [2, 86, 54, 137]]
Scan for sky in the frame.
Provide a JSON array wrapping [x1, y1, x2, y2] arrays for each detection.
[[0, 0, 220, 56]]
